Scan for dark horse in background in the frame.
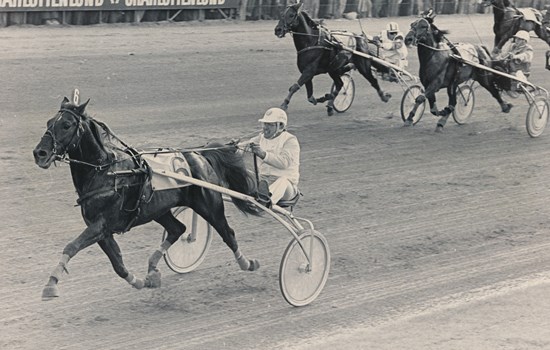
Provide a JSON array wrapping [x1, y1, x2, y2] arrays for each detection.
[[480, 0, 549, 53], [274, 2, 391, 116], [33, 97, 262, 300], [404, 17, 512, 132]]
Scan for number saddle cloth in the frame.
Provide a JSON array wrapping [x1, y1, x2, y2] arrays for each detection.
[[141, 151, 193, 191]]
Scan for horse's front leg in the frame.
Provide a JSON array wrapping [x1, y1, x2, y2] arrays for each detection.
[[281, 69, 316, 111], [434, 85, 458, 132], [97, 235, 150, 290], [42, 221, 107, 300], [546, 51, 550, 71], [305, 80, 318, 105], [404, 94, 427, 126]]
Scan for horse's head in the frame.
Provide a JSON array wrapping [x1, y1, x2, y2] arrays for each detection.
[[404, 18, 448, 48], [478, 0, 508, 8], [274, 2, 304, 38], [33, 97, 90, 169], [478, 0, 494, 7]]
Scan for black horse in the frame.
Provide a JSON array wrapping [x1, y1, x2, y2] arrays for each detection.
[[274, 2, 391, 115], [33, 97, 262, 300], [404, 18, 512, 131], [480, 0, 549, 53]]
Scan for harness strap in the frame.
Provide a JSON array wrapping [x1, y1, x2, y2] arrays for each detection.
[[297, 45, 332, 55]]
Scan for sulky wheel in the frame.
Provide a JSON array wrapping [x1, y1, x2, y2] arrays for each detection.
[[400, 84, 426, 125], [162, 207, 213, 274], [279, 230, 330, 307], [331, 73, 355, 113], [525, 96, 550, 138], [452, 83, 475, 125]]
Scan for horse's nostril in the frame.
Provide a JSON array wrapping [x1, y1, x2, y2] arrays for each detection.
[[34, 149, 48, 158]]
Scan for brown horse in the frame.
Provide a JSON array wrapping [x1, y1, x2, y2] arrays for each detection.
[[404, 17, 512, 131], [480, 0, 549, 53], [33, 97, 262, 300], [274, 2, 391, 116]]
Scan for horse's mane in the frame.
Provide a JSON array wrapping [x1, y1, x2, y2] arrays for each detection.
[[430, 23, 450, 44], [300, 10, 319, 30], [63, 102, 119, 154]]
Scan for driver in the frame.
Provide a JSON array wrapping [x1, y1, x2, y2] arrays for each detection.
[[374, 22, 408, 80], [496, 30, 534, 86], [244, 107, 300, 207]]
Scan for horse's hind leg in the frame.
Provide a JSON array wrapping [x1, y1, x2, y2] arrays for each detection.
[[42, 222, 106, 300], [354, 57, 391, 102], [192, 191, 259, 272], [325, 72, 344, 116], [142, 211, 188, 288], [477, 74, 513, 113]]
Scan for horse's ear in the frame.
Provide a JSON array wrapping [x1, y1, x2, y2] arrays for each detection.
[[61, 97, 70, 107], [76, 99, 90, 115], [293, 1, 303, 11]]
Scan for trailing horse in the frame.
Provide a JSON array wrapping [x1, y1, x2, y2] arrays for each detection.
[[403, 17, 512, 132], [274, 2, 391, 116], [33, 97, 262, 300], [480, 0, 549, 53]]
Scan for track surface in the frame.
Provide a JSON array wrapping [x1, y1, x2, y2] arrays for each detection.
[[2, 15, 550, 349]]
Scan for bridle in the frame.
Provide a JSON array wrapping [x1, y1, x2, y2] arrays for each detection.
[[279, 5, 301, 36], [43, 108, 84, 160], [42, 108, 116, 171], [408, 18, 450, 52]]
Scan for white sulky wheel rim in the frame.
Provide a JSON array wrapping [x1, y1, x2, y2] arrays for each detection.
[[526, 96, 550, 138], [331, 73, 355, 113], [452, 83, 475, 125], [279, 230, 330, 307], [162, 207, 213, 274], [400, 85, 425, 124]]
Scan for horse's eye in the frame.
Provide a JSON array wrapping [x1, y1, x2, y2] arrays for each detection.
[[62, 122, 72, 130]]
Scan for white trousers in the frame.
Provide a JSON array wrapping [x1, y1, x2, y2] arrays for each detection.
[[262, 175, 298, 204]]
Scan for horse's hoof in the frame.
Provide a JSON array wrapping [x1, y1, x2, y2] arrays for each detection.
[[42, 284, 60, 300], [435, 125, 444, 133], [403, 120, 413, 127], [280, 104, 288, 111], [327, 107, 334, 116], [248, 259, 260, 271], [502, 103, 513, 113], [145, 270, 161, 288], [380, 93, 392, 103]]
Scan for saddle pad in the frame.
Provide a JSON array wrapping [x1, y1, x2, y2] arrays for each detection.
[[141, 151, 192, 191], [331, 31, 357, 50], [518, 8, 541, 25], [441, 43, 480, 64]]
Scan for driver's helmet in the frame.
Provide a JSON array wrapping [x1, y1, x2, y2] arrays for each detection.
[[258, 107, 288, 127], [386, 22, 400, 34], [513, 30, 530, 43]]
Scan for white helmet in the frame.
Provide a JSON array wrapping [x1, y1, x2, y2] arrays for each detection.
[[386, 22, 399, 33], [258, 107, 287, 127], [514, 30, 530, 42]]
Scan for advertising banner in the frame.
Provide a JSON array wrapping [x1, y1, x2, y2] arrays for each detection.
[[0, 0, 240, 12]]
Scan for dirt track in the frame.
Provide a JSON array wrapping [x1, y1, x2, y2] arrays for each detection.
[[2, 15, 550, 349]]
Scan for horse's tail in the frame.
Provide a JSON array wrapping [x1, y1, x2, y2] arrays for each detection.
[[201, 142, 261, 216]]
